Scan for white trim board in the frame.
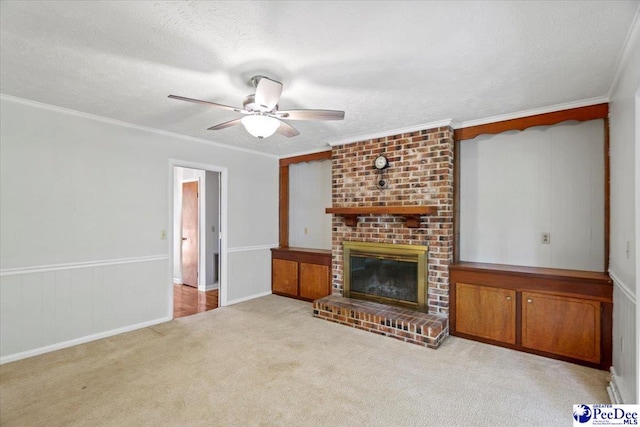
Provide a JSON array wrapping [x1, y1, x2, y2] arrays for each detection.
[[0, 255, 169, 277], [0, 315, 172, 365], [325, 95, 609, 150], [278, 145, 333, 159], [609, 270, 637, 304], [227, 244, 278, 253], [225, 290, 272, 306], [0, 94, 278, 159], [608, 367, 624, 404], [205, 283, 219, 291], [454, 96, 609, 130], [607, 7, 640, 98], [328, 119, 453, 148], [1, 93, 613, 159]]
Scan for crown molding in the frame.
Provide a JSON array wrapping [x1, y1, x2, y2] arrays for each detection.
[[0, 94, 279, 159], [454, 97, 610, 130], [327, 119, 454, 147], [607, 6, 640, 98], [278, 145, 332, 159]]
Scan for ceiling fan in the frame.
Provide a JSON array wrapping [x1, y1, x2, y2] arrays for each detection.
[[168, 75, 345, 139]]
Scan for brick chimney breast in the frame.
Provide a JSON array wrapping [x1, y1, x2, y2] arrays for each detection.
[[330, 126, 454, 315]]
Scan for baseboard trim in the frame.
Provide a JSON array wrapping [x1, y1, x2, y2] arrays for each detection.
[[205, 283, 219, 291], [225, 290, 272, 306], [0, 315, 172, 365], [607, 367, 624, 404]]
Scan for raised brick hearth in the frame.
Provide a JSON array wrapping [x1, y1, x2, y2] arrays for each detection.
[[313, 295, 448, 348]]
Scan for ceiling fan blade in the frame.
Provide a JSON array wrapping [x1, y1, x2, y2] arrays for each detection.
[[207, 118, 243, 130], [254, 77, 283, 111], [168, 95, 242, 112], [275, 120, 300, 138], [276, 109, 345, 121]]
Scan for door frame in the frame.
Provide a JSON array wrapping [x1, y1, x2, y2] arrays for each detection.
[[169, 159, 228, 316]]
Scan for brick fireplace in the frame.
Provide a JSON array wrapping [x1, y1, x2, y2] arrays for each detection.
[[313, 125, 454, 348]]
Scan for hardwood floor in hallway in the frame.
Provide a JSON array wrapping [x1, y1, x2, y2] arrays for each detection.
[[173, 284, 219, 318]]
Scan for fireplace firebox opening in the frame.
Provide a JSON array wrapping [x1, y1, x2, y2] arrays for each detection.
[[343, 241, 428, 312]]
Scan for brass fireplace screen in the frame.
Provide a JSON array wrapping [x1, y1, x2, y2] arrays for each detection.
[[343, 241, 428, 312]]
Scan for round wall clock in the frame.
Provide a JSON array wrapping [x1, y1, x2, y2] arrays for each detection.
[[374, 155, 389, 170]]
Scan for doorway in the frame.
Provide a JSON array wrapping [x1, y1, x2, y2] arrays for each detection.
[[171, 164, 225, 318], [181, 180, 199, 287]]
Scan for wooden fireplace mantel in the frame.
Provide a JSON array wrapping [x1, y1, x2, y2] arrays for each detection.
[[325, 205, 438, 228]]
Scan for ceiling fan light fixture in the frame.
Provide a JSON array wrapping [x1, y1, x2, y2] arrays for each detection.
[[169, 76, 343, 139], [241, 114, 280, 139]]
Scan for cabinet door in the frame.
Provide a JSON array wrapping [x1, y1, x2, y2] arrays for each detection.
[[299, 263, 330, 300], [522, 292, 600, 363], [456, 282, 516, 344], [272, 259, 298, 296]]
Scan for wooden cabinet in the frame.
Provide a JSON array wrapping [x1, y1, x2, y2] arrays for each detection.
[[521, 291, 601, 363], [450, 262, 612, 370], [456, 283, 516, 344], [272, 259, 298, 296], [299, 262, 331, 300], [271, 247, 332, 301]]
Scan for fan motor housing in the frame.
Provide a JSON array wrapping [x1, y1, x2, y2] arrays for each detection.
[[243, 94, 277, 113]]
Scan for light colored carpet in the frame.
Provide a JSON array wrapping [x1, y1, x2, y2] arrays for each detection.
[[0, 295, 609, 426]]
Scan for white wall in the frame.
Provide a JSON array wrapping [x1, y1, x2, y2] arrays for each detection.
[[289, 160, 332, 249], [460, 120, 605, 271], [0, 96, 278, 363], [608, 14, 639, 404]]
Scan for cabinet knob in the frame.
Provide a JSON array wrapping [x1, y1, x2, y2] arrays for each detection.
[[527, 298, 533, 303], [505, 296, 511, 301]]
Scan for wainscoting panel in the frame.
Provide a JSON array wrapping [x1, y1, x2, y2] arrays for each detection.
[[610, 272, 637, 404], [0, 256, 169, 363], [226, 245, 274, 305]]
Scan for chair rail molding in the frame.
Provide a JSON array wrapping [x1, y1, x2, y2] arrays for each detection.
[[608, 270, 636, 303], [227, 244, 279, 253], [0, 255, 169, 277]]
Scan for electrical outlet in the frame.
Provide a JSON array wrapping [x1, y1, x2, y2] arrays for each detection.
[[160, 230, 167, 240], [304, 227, 308, 235], [541, 232, 551, 244]]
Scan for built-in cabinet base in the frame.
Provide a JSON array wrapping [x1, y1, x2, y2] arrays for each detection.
[[271, 247, 332, 302], [450, 262, 612, 370]]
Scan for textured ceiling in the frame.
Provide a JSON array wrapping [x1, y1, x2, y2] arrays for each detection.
[[1, 1, 638, 157]]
